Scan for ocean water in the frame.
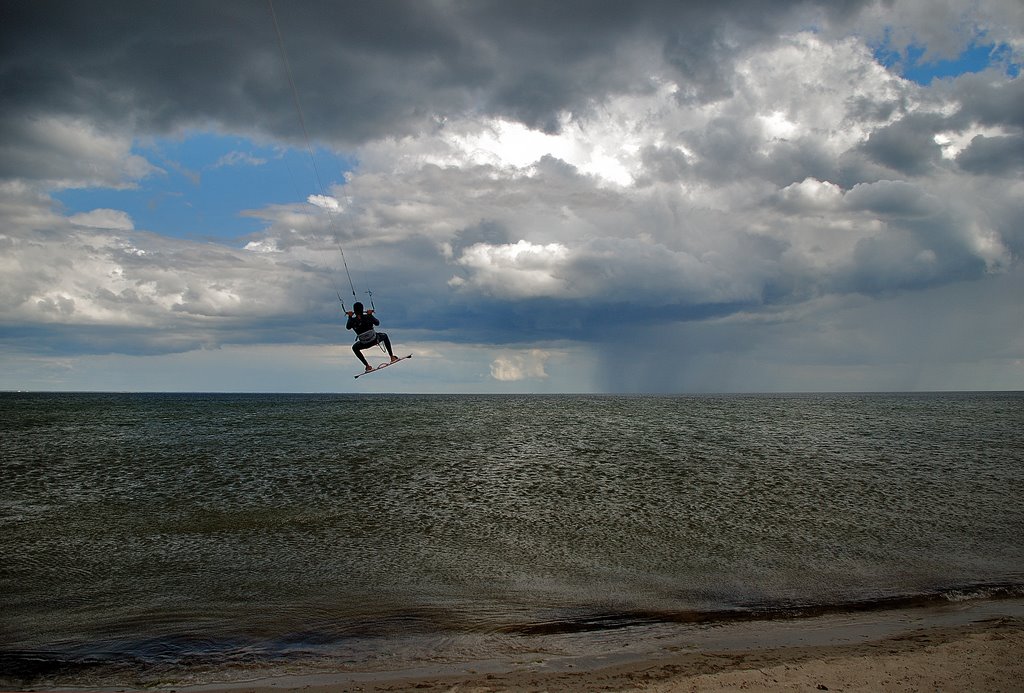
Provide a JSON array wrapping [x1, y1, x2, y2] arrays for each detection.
[[2, 392, 1022, 686]]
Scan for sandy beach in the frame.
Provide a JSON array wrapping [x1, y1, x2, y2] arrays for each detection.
[[171, 604, 1024, 693]]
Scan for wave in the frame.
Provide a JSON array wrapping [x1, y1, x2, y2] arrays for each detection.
[[3, 581, 1022, 685], [496, 581, 1024, 635]]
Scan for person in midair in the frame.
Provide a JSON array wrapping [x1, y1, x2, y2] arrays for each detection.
[[346, 302, 398, 372]]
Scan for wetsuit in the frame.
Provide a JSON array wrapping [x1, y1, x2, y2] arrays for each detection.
[[346, 312, 394, 366]]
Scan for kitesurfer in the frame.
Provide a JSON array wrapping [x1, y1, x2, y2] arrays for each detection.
[[346, 302, 398, 372]]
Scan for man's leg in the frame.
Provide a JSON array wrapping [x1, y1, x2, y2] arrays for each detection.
[[352, 342, 371, 369], [378, 332, 398, 361]]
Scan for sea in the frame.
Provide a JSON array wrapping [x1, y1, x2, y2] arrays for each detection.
[[2, 391, 1022, 688]]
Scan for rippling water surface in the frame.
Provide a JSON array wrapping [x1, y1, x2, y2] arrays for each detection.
[[2, 392, 1022, 685]]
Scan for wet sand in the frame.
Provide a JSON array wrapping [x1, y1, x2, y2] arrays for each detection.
[[176, 603, 1023, 693]]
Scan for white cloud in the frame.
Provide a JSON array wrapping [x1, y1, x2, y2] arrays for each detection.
[[307, 194, 341, 211], [437, 81, 681, 189], [490, 349, 551, 381], [0, 116, 157, 188], [452, 240, 571, 298], [1, 209, 333, 337], [934, 124, 1011, 159], [447, 118, 576, 170], [775, 178, 844, 212], [212, 151, 267, 168], [733, 32, 908, 153], [244, 238, 279, 253], [68, 208, 135, 230]]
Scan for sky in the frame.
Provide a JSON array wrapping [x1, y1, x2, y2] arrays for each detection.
[[1, 0, 1022, 393]]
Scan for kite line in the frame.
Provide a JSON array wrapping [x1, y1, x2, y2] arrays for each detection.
[[268, 0, 370, 311]]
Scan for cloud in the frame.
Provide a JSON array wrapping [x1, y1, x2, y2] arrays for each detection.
[[834, 0, 1024, 64], [0, 0, 877, 148], [859, 115, 947, 175], [593, 267, 1024, 393], [233, 16, 1015, 349], [774, 178, 844, 213], [1, 1, 1022, 391], [489, 349, 551, 382], [843, 180, 938, 217], [1, 181, 344, 355], [302, 195, 340, 215], [68, 208, 135, 230], [951, 72, 1024, 129], [212, 151, 268, 169], [451, 240, 571, 299], [956, 134, 1024, 174], [0, 116, 158, 188]]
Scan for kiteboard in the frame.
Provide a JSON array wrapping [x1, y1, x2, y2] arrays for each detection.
[[354, 354, 413, 379]]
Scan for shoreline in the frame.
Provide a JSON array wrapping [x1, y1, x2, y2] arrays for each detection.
[[6, 599, 1022, 692], [173, 599, 1024, 692]]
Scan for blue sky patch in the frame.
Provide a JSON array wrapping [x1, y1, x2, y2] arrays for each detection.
[[56, 133, 356, 244], [873, 31, 1021, 84]]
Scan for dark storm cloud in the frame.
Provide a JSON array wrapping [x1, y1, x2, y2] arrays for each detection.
[[757, 138, 840, 189], [839, 227, 989, 295], [951, 72, 1024, 129], [858, 113, 947, 175], [0, 0, 865, 153], [844, 180, 937, 217], [450, 220, 512, 256], [956, 135, 1024, 175]]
